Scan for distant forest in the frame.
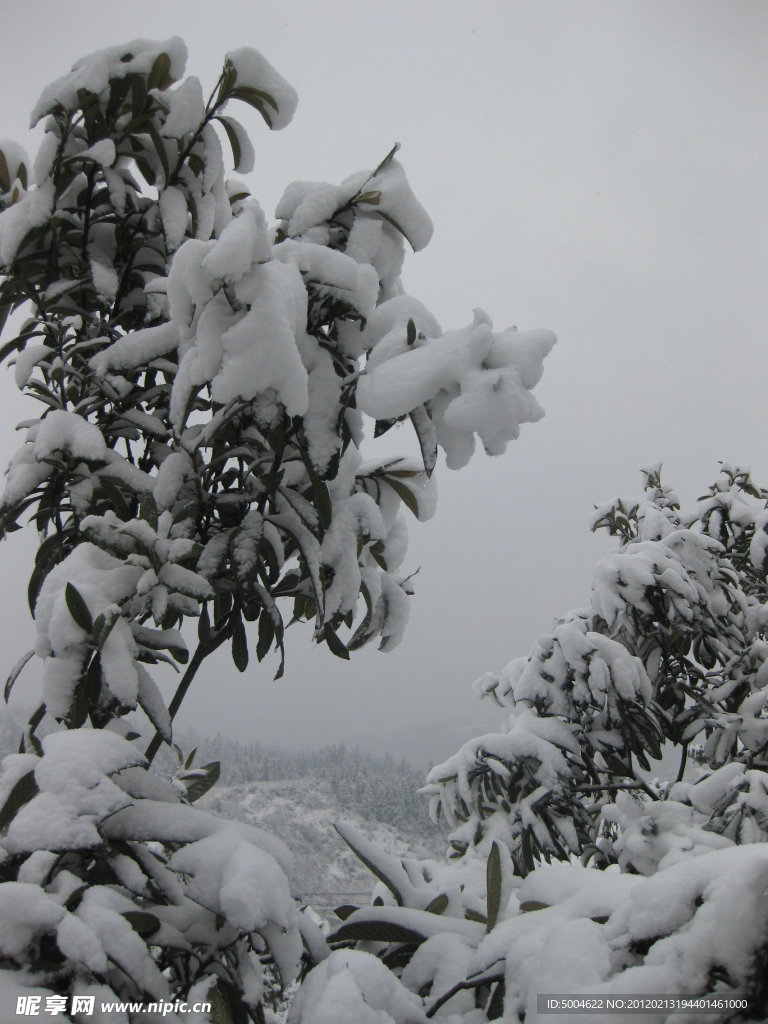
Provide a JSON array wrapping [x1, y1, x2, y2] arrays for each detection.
[[0, 711, 440, 838], [163, 731, 442, 837]]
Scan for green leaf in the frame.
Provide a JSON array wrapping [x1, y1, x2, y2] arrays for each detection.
[[374, 417, 399, 438], [272, 570, 302, 597], [5, 649, 34, 702], [409, 405, 437, 477], [184, 747, 198, 770], [215, 116, 243, 171], [130, 74, 148, 118], [122, 910, 161, 937], [0, 151, 10, 192], [486, 840, 502, 932], [257, 610, 275, 662], [198, 603, 211, 644], [96, 611, 120, 650], [208, 980, 248, 1024], [216, 59, 239, 105], [183, 761, 220, 802], [230, 86, 279, 126], [147, 122, 170, 183], [0, 330, 30, 365], [519, 900, 549, 913], [139, 492, 158, 531], [0, 771, 38, 833], [231, 616, 248, 672], [134, 156, 156, 187], [329, 919, 425, 945], [376, 209, 418, 251], [85, 653, 102, 704], [187, 152, 205, 178], [520, 828, 536, 874], [406, 319, 417, 346], [383, 475, 420, 518], [300, 449, 332, 533], [64, 884, 90, 912], [147, 52, 173, 92], [69, 671, 90, 729], [333, 904, 359, 921], [333, 823, 403, 905], [65, 582, 93, 633], [464, 908, 488, 924], [487, 979, 506, 1020], [424, 893, 448, 915], [324, 624, 350, 661]]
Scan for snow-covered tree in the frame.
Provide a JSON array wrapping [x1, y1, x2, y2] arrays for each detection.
[[0, 37, 554, 1020], [315, 466, 768, 1022], [425, 464, 768, 874]]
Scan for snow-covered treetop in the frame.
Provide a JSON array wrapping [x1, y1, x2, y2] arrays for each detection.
[[424, 466, 768, 874], [0, 38, 554, 758]]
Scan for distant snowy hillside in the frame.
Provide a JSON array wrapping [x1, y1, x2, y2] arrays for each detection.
[[199, 776, 445, 908], [0, 712, 447, 909]]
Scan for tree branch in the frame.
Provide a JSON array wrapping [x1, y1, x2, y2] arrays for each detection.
[[426, 967, 504, 1019], [144, 620, 233, 764]]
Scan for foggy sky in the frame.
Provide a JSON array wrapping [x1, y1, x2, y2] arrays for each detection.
[[1, 1, 767, 765]]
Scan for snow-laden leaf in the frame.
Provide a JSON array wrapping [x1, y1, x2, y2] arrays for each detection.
[[486, 840, 501, 932], [65, 581, 94, 633], [0, 771, 39, 833]]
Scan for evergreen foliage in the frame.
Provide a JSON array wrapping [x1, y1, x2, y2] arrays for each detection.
[[324, 467, 768, 1021], [0, 36, 552, 1021]]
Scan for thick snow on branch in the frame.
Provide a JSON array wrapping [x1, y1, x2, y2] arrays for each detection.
[[225, 48, 299, 131], [30, 37, 189, 126], [358, 309, 555, 468]]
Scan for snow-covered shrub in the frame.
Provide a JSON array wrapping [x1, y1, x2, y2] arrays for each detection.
[[294, 467, 768, 1021], [302, 822, 768, 1022], [424, 465, 768, 872], [0, 727, 329, 1020], [0, 36, 554, 754], [0, 36, 554, 1021]]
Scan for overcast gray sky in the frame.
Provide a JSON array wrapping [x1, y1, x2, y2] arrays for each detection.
[[1, 1, 767, 764]]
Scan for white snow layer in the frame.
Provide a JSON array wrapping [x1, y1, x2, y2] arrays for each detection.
[[357, 310, 555, 468], [287, 950, 427, 1024], [226, 48, 299, 130], [30, 38, 189, 126]]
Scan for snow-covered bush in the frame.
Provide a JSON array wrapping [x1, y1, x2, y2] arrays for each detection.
[[424, 465, 768, 872], [306, 467, 768, 1021], [0, 37, 554, 1020], [0, 36, 554, 754], [321, 824, 768, 1022]]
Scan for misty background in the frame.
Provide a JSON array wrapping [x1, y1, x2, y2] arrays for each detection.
[[0, 1, 766, 766]]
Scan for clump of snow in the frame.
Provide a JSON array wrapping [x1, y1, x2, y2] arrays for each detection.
[[358, 310, 554, 469], [287, 950, 427, 1024], [159, 75, 205, 139], [90, 258, 119, 301], [365, 157, 433, 252], [30, 37, 188, 125], [275, 238, 379, 321], [0, 179, 54, 264], [226, 48, 298, 130], [159, 186, 189, 251], [32, 410, 108, 463], [276, 181, 342, 237], [90, 321, 179, 377], [13, 344, 54, 388], [0, 883, 65, 958], [202, 199, 271, 279]]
